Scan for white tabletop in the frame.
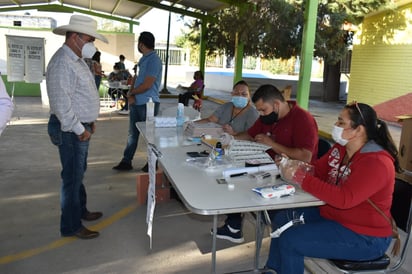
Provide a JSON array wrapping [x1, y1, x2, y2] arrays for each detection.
[[136, 122, 324, 215]]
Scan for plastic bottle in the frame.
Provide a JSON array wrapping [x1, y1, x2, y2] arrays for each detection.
[[278, 156, 314, 183], [146, 97, 154, 124], [176, 103, 185, 126], [214, 141, 224, 160]]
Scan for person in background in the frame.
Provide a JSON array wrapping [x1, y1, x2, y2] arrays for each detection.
[[177, 70, 204, 106], [213, 84, 318, 243], [264, 102, 401, 274], [108, 63, 123, 101], [116, 54, 126, 71], [0, 73, 14, 136], [108, 63, 131, 104], [196, 80, 258, 135], [112, 32, 162, 171], [92, 51, 104, 90], [46, 14, 108, 239]]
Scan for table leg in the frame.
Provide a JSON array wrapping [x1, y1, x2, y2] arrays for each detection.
[[212, 214, 217, 274], [254, 211, 264, 272]]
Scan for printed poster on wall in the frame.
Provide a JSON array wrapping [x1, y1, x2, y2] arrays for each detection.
[[6, 35, 45, 83]]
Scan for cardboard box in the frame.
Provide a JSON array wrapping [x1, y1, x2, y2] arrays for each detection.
[[396, 115, 412, 184], [136, 169, 171, 205]]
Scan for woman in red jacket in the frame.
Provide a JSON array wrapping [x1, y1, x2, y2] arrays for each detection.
[[264, 102, 401, 274]]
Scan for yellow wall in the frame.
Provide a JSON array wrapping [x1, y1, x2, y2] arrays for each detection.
[[349, 2, 412, 105]]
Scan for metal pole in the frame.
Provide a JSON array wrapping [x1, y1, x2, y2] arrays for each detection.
[[161, 11, 172, 94]]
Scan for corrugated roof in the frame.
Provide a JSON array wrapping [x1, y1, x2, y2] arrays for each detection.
[[0, 0, 229, 21]]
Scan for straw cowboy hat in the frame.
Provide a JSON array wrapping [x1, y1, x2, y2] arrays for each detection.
[[53, 15, 108, 43]]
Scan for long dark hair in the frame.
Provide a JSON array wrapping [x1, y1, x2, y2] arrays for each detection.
[[345, 102, 402, 173], [194, 70, 204, 80]]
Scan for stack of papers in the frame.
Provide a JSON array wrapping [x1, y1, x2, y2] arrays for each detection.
[[226, 140, 272, 155], [225, 140, 274, 165], [184, 122, 223, 138]]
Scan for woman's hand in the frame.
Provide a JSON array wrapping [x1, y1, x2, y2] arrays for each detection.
[[279, 158, 314, 185], [222, 124, 235, 135]]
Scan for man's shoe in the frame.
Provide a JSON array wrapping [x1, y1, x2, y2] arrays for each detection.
[[141, 162, 149, 172], [82, 211, 103, 221], [74, 227, 99, 239], [113, 161, 133, 171], [211, 224, 244, 243]]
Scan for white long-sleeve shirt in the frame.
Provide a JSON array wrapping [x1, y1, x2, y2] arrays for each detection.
[[0, 76, 14, 136], [46, 44, 99, 135]]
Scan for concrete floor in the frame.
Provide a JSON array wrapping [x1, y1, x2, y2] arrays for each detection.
[[0, 93, 410, 274]]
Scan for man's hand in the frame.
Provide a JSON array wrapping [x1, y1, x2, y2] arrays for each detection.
[[78, 130, 91, 141], [254, 133, 273, 146], [128, 94, 135, 105], [90, 123, 96, 134]]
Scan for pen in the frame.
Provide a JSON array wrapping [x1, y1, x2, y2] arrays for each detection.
[[262, 173, 271, 179], [230, 172, 248, 178]]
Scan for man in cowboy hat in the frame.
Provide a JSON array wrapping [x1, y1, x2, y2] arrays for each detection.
[[46, 15, 108, 239]]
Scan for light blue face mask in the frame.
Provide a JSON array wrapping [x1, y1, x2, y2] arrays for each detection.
[[231, 96, 248, 108]]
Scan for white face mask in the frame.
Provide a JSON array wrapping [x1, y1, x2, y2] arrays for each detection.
[[82, 42, 97, 59], [331, 125, 349, 146]]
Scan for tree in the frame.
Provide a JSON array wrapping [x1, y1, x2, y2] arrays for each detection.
[[183, 0, 389, 101]]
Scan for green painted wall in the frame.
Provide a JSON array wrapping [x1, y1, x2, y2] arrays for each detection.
[[349, 2, 412, 105]]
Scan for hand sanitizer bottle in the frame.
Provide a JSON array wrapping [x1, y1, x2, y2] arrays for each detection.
[[176, 103, 185, 126], [146, 97, 154, 124]]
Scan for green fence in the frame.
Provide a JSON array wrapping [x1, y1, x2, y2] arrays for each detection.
[[1, 75, 41, 96], [1, 75, 108, 97]]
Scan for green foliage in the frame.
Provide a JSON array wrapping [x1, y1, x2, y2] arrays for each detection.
[[315, 0, 389, 64], [181, 0, 389, 66], [100, 19, 129, 32]]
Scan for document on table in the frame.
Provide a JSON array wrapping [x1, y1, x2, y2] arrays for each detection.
[[146, 145, 158, 249]]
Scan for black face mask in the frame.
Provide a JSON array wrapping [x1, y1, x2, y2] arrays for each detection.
[[260, 112, 278, 125]]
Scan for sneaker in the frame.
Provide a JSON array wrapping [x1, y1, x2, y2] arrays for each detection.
[[112, 161, 133, 171], [211, 224, 244, 243], [118, 110, 129, 115]]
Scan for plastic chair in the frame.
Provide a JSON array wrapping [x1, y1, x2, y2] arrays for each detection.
[[328, 178, 412, 273], [318, 137, 332, 159]]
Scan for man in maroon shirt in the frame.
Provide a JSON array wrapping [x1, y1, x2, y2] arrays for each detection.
[[214, 84, 319, 243]]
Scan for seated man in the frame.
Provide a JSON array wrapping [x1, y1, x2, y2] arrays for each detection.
[[214, 84, 319, 243], [177, 70, 204, 107]]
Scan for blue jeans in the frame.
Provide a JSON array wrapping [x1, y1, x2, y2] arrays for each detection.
[[266, 207, 391, 274], [48, 115, 90, 236], [224, 213, 242, 229], [121, 102, 159, 164]]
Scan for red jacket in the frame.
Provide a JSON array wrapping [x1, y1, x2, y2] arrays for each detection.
[[302, 141, 394, 237]]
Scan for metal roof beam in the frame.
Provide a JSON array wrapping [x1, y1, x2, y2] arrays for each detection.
[[128, 0, 209, 20], [23, 4, 140, 25], [111, 0, 122, 15]]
